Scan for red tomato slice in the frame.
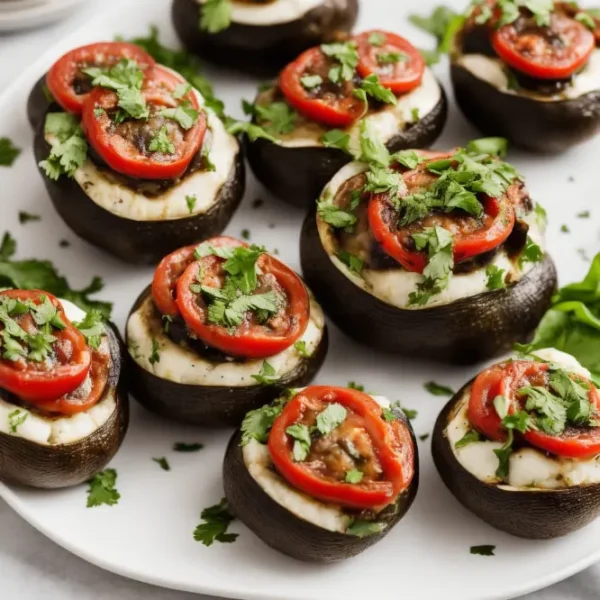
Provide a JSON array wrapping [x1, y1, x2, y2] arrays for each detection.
[[46, 42, 155, 114], [367, 154, 516, 272], [151, 237, 242, 318], [40, 349, 110, 416], [268, 386, 415, 510], [492, 12, 595, 79], [469, 360, 600, 458], [81, 71, 207, 180], [0, 290, 92, 404], [175, 242, 310, 359], [279, 46, 365, 128], [355, 30, 425, 93]]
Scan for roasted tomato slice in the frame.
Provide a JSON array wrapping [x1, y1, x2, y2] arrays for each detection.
[[268, 386, 415, 510], [279, 46, 365, 128], [0, 290, 92, 404], [46, 42, 155, 114], [40, 348, 110, 416], [355, 30, 425, 93], [81, 69, 206, 180], [469, 360, 600, 458], [491, 11, 595, 79], [368, 153, 516, 272], [175, 238, 310, 359], [151, 237, 240, 318]]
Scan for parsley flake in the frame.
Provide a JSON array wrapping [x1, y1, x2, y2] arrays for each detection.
[[424, 381, 455, 396], [186, 194, 197, 214], [485, 265, 506, 290], [153, 457, 171, 471], [18, 212, 41, 225], [0, 137, 21, 166], [86, 469, 120, 508], [39, 113, 88, 180], [174, 442, 204, 452], [345, 469, 364, 484], [8, 409, 27, 433], [252, 361, 279, 385], [193, 498, 238, 546], [200, 0, 232, 33], [470, 545, 496, 556]]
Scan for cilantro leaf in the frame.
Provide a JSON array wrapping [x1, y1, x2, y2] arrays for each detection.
[[354, 74, 397, 105], [0, 137, 21, 166], [160, 102, 199, 130], [321, 41, 359, 83], [294, 340, 310, 357], [301, 74, 323, 89], [74, 309, 105, 350], [200, 0, 232, 33], [86, 469, 120, 508], [409, 6, 464, 61], [149, 126, 175, 154], [193, 498, 238, 546], [347, 520, 385, 537], [424, 381, 455, 396], [519, 236, 544, 268], [174, 442, 204, 452], [321, 129, 350, 153], [345, 469, 364, 484], [316, 403, 347, 436], [455, 429, 481, 449], [186, 194, 197, 214], [225, 116, 275, 142], [470, 545, 495, 556], [8, 409, 27, 433], [18, 212, 41, 225], [486, 265, 506, 290], [152, 457, 171, 471], [358, 119, 390, 166], [149, 339, 160, 365], [466, 137, 508, 158], [286, 423, 312, 461], [317, 192, 358, 231], [251, 361, 279, 385], [348, 381, 364, 391], [252, 101, 297, 136], [240, 396, 287, 445], [39, 113, 87, 180], [336, 250, 364, 276]]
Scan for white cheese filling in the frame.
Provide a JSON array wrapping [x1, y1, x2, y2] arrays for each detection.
[[46, 105, 239, 222], [265, 68, 442, 149], [196, 0, 325, 25], [318, 161, 546, 310], [456, 49, 600, 101], [446, 349, 600, 491], [0, 299, 117, 446], [242, 393, 391, 533], [127, 291, 325, 387]]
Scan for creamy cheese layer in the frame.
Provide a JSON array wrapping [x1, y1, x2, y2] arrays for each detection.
[[455, 49, 600, 101], [318, 161, 545, 310], [196, 0, 325, 25], [242, 394, 391, 533], [0, 300, 117, 446], [127, 291, 325, 387], [262, 68, 442, 150], [446, 349, 600, 490]]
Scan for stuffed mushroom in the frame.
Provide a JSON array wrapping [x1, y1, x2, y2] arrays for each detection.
[[224, 385, 418, 561], [243, 30, 447, 208], [0, 289, 128, 489], [171, 0, 359, 75], [300, 139, 557, 363], [432, 349, 600, 539], [34, 51, 244, 265], [126, 237, 328, 427], [451, 0, 600, 153]]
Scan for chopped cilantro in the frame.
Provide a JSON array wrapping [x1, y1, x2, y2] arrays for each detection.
[[8, 409, 27, 433], [336, 250, 364, 276], [193, 498, 238, 546], [294, 340, 310, 357], [316, 403, 347, 436], [240, 396, 288, 445], [251, 360, 279, 385], [39, 113, 88, 180], [86, 469, 120, 508], [576, 12, 596, 30], [409, 6, 464, 63], [455, 429, 482, 449], [347, 381, 364, 391], [485, 265, 506, 290], [174, 442, 204, 452], [0, 137, 21, 166], [424, 381, 455, 396], [577, 210, 591, 218], [160, 102, 199, 130], [354, 74, 397, 105], [241, 229, 250, 240], [368, 32, 386, 46], [470, 545, 495, 556], [225, 117, 275, 142], [149, 126, 175, 154], [200, 0, 231, 33], [377, 51, 407, 65], [152, 457, 170, 471], [286, 423, 312, 461], [321, 41, 359, 83], [560, 224, 570, 233], [519, 236, 543, 268], [18, 212, 41, 225], [347, 520, 385, 537], [149, 339, 160, 365], [317, 190, 358, 231], [74, 309, 105, 350], [186, 194, 197, 214], [321, 129, 350, 152], [345, 469, 364, 484], [402, 407, 418, 420], [301, 74, 323, 89], [419, 433, 430, 442]]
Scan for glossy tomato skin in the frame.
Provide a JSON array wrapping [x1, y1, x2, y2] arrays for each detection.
[[81, 76, 207, 181], [355, 30, 425, 93], [46, 42, 155, 114], [175, 239, 310, 359], [0, 290, 92, 404], [367, 153, 516, 272], [492, 12, 595, 80], [268, 386, 415, 510], [279, 47, 365, 128]]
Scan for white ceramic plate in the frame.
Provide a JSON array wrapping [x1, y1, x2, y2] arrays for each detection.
[[0, 0, 599, 599], [0, 0, 89, 32]]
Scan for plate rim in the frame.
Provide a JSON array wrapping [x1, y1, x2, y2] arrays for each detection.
[[0, 1, 599, 599]]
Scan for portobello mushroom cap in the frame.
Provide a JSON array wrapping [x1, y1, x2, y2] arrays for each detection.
[[246, 86, 448, 209], [126, 286, 329, 427], [27, 75, 61, 131], [0, 323, 129, 490], [33, 112, 245, 265], [300, 210, 558, 363], [432, 380, 600, 539], [171, 0, 359, 76], [223, 404, 419, 561]]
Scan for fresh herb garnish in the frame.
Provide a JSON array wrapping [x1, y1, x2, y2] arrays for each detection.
[[345, 469, 364, 484], [485, 265, 506, 290], [336, 250, 364, 276], [560, 224, 570, 233], [252, 360, 279, 385], [152, 457, 171, 471], [174, 442, 204, 452], [377, 51, 407, 65], [347, 381, 364, 391], [577, 210, 591, 218], [316, 403, 347, 436], [160, 102, 199, 130], [86, 469, 120, 507], [321, 41, 359, 83], [240, 396, 288, 445], [193, 498, 238, 546], [347, 520, 385, 537], [8, 409, 27, 433], [249, 100, 298, 136], [424, 381, 455, 396], [470, 545, 495, 556], [419, 433, 430, 441], [18, 212, 41, 225], [368, 32, 386, 46], [353, 74, 397, 106], [321, 129, 350, 152], [294, 340, 310, 357], [317, 189, 359, 231], [519, 237, 544, 268], [0, 137, 21, 166], [39, 113, 88, 180], [149, 126, 175, 154], [301, 74, 323, 89], [286, 423, 312, 461], [149, 339, 160, 365], [200, 0, 231, 33], [409, 6, 464, 64], [74, 309, 105, 350], [455, 429, 482, 448], [186, 194, 197, 214]]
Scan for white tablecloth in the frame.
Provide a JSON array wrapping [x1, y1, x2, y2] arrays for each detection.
[[0, 1, 595, 598]]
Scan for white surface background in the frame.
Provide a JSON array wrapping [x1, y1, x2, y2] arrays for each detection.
[[0, 1, 598, 598]]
